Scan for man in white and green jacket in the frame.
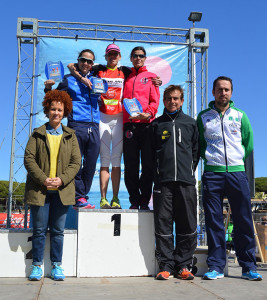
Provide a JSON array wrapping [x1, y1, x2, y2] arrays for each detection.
[[197, 76, 262, 281]]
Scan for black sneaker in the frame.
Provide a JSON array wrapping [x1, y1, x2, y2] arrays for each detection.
[[140, 205, 150, 210], [129, 204, 139, 209]]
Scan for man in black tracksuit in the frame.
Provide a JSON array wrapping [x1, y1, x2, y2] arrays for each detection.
[[150, 85, 199, 280]]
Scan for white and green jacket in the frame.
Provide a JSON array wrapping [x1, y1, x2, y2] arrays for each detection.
[[197, 100, 253, 172]]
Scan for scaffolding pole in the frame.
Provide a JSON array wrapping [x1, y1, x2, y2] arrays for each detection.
[[7, 18, 209, 228]]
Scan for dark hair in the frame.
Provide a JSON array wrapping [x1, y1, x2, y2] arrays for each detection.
[[130, 46, 146, 58], [163, 85, 184, 100], [213, 76, 233, 92], [78, 49, 95, 61], [42, 90, 73, 118]]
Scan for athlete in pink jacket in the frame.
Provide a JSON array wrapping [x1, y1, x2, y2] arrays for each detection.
[[123, 46, 160, 210]]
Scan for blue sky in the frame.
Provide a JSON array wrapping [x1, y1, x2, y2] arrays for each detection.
[[0, 0, 266, 180]]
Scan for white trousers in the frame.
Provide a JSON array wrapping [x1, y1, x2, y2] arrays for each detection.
[[99, 112, 123, 167]]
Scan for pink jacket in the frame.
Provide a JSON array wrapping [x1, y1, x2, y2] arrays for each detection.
[[122, 66, 160, 124]]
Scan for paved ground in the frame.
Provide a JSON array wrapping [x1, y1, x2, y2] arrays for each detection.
[[0, 261, 266, 300]]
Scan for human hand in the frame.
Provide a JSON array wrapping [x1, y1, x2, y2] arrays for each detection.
[[81, 77, 92, 89], [67, 63, 76, 72], [151, 76, 162, 87], [43, 177, 63, 188], [129, 113, 151, 120], [44, 79, 56, 89], [43, 178, 54, 188], [50, 177, 63, 188]]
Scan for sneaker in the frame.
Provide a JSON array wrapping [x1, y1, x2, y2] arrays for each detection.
[[140, 205, 150, 210], [74, 198, 95, 209], [29, 265, 43, 281], [156, 271, 173, 280], [100, 198, 111, 209], [110, 196, 121, 209], [176, 268, 194, 280], [203, 270, 224, 280], [242, 270, 262, 281], [51, 263, 65, 281], [129, 204, 139, 209]]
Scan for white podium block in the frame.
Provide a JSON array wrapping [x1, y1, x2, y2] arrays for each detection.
[[0, 229, 77, 277], [77, 209, 156, 277], [194, 247, 228, 276]]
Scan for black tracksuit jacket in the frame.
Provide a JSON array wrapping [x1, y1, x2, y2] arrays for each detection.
[[150, 109, 200, 186]]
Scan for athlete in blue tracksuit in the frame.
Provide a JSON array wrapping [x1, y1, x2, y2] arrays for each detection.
[[197, 76, 262, 281], [44, 49, 100, 208]]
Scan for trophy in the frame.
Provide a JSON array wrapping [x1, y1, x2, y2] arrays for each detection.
[[90, 77, 108, 94], [45, 61, 64, 81], [123, 98, 143, 117]]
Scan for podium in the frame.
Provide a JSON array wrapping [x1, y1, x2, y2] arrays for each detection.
[[0, 229, 77, 277], [0, 209, 223, 278], [77, 209, 156, 277]]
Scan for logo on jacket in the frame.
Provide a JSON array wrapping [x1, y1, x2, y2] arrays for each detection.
[[161, 130, 171, 140], [228, 122, 240, 135], [125, 130, 133, 139], [140, 77, 149, 84]]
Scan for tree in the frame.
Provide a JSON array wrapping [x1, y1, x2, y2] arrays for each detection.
[[255, 177, 267, 193], [0, 180, 25, 208], [0, 181, 9, 198]]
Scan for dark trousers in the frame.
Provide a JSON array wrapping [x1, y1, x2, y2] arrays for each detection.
[[153, 182, 197, 273], [68, 122, 100, 200], [31, 192, 69, 265], [202, 171, 257, 273], [123, 123, 153, 206]]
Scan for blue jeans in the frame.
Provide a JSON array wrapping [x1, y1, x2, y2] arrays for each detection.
[[31, 192, 69, 265]]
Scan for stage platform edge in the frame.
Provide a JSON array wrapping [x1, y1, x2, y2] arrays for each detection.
[[0, 210, 228, 277]]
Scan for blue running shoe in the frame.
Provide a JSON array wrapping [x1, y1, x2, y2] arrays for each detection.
[[203, 270, 224, 280], [51, 263, 65, 281], [29, 265, 43, 281], [242, 270, 262, 281]]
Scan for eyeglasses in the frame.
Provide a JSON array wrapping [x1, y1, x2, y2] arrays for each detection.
[[132, 54, 146, 59], [78, 57, 94, 64]]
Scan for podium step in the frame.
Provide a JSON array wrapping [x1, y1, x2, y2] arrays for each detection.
[[0, 211, 227, 278]]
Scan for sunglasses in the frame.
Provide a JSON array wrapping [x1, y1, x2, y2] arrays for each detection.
[[78, 57, 94, 64], [132, 54, 146, 59], [107, 51, 120, 56]]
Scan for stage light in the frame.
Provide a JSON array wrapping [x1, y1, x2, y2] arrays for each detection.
[[188, 12, 202, 27]]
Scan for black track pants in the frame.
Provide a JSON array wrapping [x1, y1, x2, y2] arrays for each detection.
[[153, 182, 197, 273]]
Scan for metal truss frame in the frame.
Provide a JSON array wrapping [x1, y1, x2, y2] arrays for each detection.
[[7, 18, 209, 228], [186, 28, 209, 243]]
